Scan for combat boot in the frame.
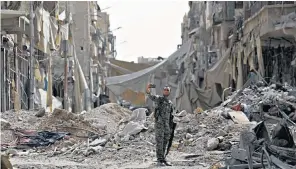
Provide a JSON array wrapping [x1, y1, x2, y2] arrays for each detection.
[[156, 160, 166, 167], [163, 160, 172, 166]]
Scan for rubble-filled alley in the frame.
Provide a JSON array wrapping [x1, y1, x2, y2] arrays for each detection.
[[2, 1, 296, 169]]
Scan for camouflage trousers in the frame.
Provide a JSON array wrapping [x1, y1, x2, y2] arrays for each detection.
[[155, 119, 170, 161]]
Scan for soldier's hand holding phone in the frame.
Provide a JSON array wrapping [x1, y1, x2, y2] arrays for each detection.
[[146, 84, 156, 94]]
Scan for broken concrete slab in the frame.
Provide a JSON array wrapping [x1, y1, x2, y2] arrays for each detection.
[[228, 111, 250, 124], [175, 110, 187, 117], [35, 108, 46, 117], [0, 118, 11, 130], [216, 129, 228, 137], [186, 133, 194, 139], [207, 138, 219, 151], [89, 138, 107, 147]]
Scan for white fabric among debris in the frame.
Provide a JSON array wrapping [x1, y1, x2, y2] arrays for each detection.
[[119, 108, 148, 137], [106, 40, 192, 96], [38, 89, 62, 112], [35, 7, 69, 54], [175, 46, 233, 112], [205, 48, 232, 89], [175, 81, 222, 113], [35, 7, 51, 54]]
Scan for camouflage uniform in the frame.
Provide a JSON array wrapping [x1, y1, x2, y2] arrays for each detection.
[[147, 93, 174, 161]]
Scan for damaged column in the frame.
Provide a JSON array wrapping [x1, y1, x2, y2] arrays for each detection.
[[256, 38, 264, 78]]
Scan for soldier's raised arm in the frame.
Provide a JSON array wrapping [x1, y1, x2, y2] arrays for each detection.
[[146, 84, 160, 102]]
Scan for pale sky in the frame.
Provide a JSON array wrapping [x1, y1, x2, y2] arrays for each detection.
[[98, 0, 189, 62]]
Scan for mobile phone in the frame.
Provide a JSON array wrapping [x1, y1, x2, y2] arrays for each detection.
[[149, 84, 156, 88]]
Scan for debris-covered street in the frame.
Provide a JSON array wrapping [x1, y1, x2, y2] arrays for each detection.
[[1, 1, 296, 169], [0, 103, 251, 168], [2, 82, 296, 168]]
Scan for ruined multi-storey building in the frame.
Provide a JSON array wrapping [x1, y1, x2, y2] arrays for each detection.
[[181, 1, 296, 90], [173, 1, 296, 112], [1, 1, 115, 112]]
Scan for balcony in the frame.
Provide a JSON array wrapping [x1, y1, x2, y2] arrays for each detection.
[[1, 10, 30, 35], [243, 4, 296, 41], [244, 2, 295, 20]]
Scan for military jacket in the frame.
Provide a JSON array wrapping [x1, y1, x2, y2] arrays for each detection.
[[147, 93, 174, 122]]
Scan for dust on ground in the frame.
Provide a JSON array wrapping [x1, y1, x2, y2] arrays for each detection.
[[1, 102, 251, 169]]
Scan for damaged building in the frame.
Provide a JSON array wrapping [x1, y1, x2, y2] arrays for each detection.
[[175, 1, 296, 113], [1, 2, 59, 112], [231, 2, 296, 88], [1, 1, 116, 113], [176, 3, 296, 167], [2, 1, 296, 169]]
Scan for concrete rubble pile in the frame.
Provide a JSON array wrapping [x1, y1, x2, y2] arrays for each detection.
[[3, 82, 296, 168], [168, 108, 254, 167], [0, 99, 265, 168], [0, 104, 137, 168], [84, 103, 132, 135], [1, 101, 249, 168], [218, 82, 296, 169], [223, 82, 296, 122], [105, 107, 254, 167], [1, 110, 48, 146], [38, 108, 105, 138]]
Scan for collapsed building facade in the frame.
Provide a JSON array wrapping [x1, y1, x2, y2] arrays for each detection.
[[1, 1, 117, 113], [1, 2, 56, 112], [174, 1, 296, 113]]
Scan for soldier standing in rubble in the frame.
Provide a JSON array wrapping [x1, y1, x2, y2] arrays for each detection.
[[146, 84, 173, 166]]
